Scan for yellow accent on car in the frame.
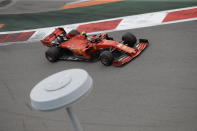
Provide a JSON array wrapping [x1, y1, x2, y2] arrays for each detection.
[[122, 45, 128, 49]]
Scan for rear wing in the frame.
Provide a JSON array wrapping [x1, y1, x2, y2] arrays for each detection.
[[41, 28, 66, 47]]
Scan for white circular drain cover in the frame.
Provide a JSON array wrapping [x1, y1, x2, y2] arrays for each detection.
[[30, 69, 93, 111], [45, 75, 72, 91]]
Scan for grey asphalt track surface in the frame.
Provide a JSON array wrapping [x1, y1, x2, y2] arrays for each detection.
[[0, 0, 76, 14], [0, 0, 12, 7], [0, 20, 197, 131]]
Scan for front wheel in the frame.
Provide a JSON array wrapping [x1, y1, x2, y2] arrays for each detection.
[[45, 47, 62, 62], [122, 32, 137, 47], [100, 51, 114, 66]]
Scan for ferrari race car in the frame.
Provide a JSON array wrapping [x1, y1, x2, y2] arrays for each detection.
[[41, 27, 149, 66]]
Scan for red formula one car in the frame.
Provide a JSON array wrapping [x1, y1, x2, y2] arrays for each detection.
[[41, 27, 149, 66]]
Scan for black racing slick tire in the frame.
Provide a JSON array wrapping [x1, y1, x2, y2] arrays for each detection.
[[122, 32, 137, 47], [45, 47, 62, 62], [100, 51, 114, 66]]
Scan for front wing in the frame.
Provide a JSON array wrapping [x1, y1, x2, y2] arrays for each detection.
[[112, 39, 149, 66]]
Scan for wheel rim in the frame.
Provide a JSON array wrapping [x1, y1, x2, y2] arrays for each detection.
[[46, 53, 55, 62], [101, 56, 110, 65], [47, 55, 53, 61]]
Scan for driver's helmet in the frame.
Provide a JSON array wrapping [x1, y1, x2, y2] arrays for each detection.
[[81, 31, 87, 36]]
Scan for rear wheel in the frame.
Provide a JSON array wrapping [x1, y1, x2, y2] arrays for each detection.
[[45, 47, 62, 62], [100, 51, 114, 66], [122, 32, 137, 47]]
